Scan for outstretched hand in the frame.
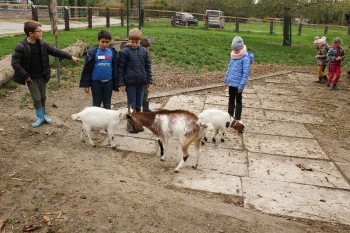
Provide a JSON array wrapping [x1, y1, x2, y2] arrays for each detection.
[[72, 56, 82, 63]]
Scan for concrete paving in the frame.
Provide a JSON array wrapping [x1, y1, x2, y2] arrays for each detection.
[[112, 71, 350, 225]]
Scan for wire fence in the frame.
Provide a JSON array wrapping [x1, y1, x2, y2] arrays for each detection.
[[0, 4, 349, 36]]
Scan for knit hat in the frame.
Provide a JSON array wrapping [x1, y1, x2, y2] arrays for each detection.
[[314, 36, 320, 40], [318, 39, 326, 45], [321, 36, 326, 40], [231, 36, 244, 50]]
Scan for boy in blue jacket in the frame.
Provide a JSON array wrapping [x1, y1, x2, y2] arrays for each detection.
[[80, 30, 119, 109], [224, 36, 254, 132], [118, 28, 152, 133]]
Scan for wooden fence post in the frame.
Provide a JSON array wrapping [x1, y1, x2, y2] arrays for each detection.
[[106, 7, 110, 27], [141, 8, 144, 26], [235, 17, 239, 32], [298, 22, 302, 35], [64, 6, 70, 31], [269, 20, 274, 34], [31, 5, 38, 21], [120, 8, 124, 27], [88, 7, 92, 28], [172, 11, 176, 27]]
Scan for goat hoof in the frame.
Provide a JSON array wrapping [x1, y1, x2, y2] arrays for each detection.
[[92, 145, 96, 148], [204, 137, 208, 142], [221, 138, 225, 142], [212, 138, 216, 143], [192, 165, 198, 169], [174, 170, 179, 173], [201, 140, 205, 145], [112, 146, 116, 150]]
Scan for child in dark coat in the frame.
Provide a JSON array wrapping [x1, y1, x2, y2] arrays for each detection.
[[11, 20, 80, 127]]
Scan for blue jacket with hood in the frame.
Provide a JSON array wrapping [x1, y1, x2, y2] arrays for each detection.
[[224, 52, 254, 91]]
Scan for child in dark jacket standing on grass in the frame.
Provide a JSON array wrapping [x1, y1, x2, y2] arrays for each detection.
[[327, 37, 346, 90], [80, 30, 119, 109], [118, 28, 152, 133], [224, 36, 254, 132], [11, 20, 80, 128]]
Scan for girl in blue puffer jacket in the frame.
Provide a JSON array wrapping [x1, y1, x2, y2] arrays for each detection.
[[224, 36, 254, 132]]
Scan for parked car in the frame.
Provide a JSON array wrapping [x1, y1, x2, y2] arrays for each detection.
[[204, 10, 225, 28], [171, 12, 198, 27]]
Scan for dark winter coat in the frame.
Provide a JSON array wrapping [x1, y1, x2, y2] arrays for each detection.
[[80, 46, 119, 91], [11, 37, 73, 85], [316, 44, 329, 66], [118, 44, 152, 87], [327, 45, 346, 64]]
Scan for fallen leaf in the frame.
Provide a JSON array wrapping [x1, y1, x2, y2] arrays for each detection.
[[43, 215, 53, 226], [22, 224, 42, 232]]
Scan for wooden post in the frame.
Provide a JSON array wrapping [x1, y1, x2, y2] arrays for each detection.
[[121, 8, 124, 27], [172, 11, 176, 27], [64, 6, 69, 31], [88, 7, 92, 29], [269, 20, 274, 34], [106, 7, 110, 27], [141, 8, 144, 27], [235, 17, 239, 32], [205, 13, 208, 29], [31, 5, 38, 21], [298, 22, 302, 35]]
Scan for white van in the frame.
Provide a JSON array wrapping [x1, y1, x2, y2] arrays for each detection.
[[205, 10, 225, 29]]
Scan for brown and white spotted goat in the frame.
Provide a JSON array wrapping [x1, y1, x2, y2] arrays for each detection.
[[126, 108, 207, 172]]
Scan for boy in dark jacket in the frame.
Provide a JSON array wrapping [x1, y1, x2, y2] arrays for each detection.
[[80, 30, 119, 109], [118, 28, 152, 133], [11, 20, 80, 127]]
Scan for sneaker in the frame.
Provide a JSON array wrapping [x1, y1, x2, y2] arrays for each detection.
[[327, 85, 332, 90], [332, 85, 339, 90]]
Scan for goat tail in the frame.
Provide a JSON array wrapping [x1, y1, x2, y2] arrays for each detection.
[[71, 113, 80, 121]]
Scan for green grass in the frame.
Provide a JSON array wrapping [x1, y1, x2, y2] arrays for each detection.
[[0, 22, 349, 91]]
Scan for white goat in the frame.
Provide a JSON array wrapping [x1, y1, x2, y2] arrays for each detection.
[[198, 109, 234, 143], [71, 107, 129, 149], [126, 108, 207, 172]]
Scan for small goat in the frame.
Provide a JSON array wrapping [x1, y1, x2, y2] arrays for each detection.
[[198, 109, 234, 143], [231, 119, 245, 134], [126, 108, 207, 172], [71, 107, 129, 149]]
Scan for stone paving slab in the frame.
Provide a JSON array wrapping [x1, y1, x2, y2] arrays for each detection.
[[242, 177, 350, 225], [115, 135, 157, 154], [173, 170, 243, 196], [164, 95, 205, 114], [248, 152, 350, 189], [253, 85, 298, 96], [245, 119, 314, 138], [243, 133, 328, 159], [265, 109, 324, 123], [201, 128, 243, 151], [159, 140, 247, 176], [204, 104, 266, 120]]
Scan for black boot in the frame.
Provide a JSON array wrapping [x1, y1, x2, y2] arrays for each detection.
[[315, 77, 323, 83], [235, 103, 242, 120], [228, 103, 234, 117], [321, 75, 328, 83], [142, 101, 154, 112]]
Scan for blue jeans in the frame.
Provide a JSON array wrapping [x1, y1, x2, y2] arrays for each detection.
[[91, 79, 113, 109], [126, 84, 145, 112]]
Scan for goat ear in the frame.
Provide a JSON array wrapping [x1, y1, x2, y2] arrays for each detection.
[[126, 115, 132, 119], [225, 121, 230, 128]]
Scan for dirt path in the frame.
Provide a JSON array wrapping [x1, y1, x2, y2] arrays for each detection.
[[1, 64, 350, 232]]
